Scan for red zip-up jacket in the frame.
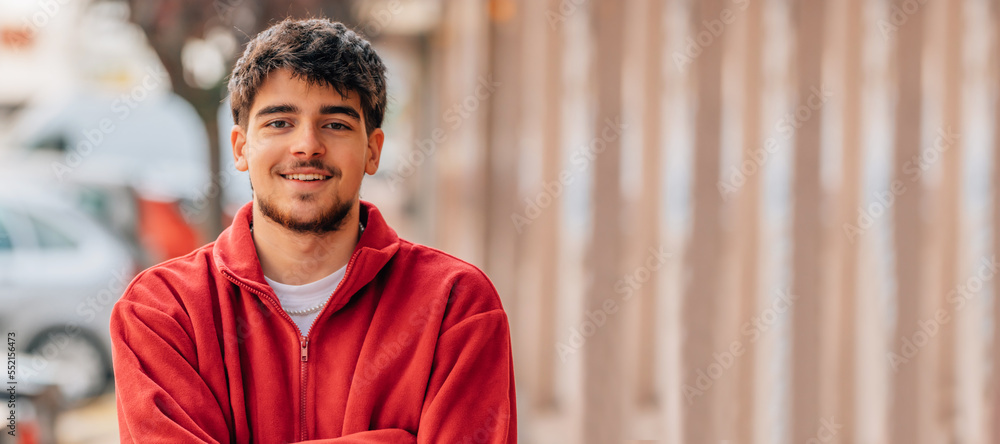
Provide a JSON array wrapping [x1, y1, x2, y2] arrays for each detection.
[[110, 200, 516, 443]]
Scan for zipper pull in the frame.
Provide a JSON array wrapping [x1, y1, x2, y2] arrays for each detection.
[[300, 336, 309, 362]]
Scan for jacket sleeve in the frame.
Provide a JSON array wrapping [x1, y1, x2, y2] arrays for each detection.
[[295, 310, 516, 444], [110, 294, 232, 443], [416, 309, 517, 443]]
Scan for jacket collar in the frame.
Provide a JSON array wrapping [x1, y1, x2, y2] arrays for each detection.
[[213, 200, 400, 307]]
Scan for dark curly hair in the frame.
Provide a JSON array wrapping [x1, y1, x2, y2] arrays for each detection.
[[228, 18, 387, 135]]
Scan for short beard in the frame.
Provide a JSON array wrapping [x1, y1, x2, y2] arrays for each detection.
[[245, 148, 355, 234], [257, 190, 355, 235]]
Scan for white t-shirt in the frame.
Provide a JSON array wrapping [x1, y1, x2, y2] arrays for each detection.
[[264, 265, 346, 334]]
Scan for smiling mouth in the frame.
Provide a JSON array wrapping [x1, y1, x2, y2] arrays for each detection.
[[281, 173, 332, 182]]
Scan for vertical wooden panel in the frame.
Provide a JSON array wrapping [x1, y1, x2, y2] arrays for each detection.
[[532, 0, 564, 411], [790, 0, 825, 441], [936, 0, 963, 441], [636, 0, 664, 410], [682, 0, 725, 440], [484, 0, 522, 314], [735, 0, 764, 440], [432, 0, 461, 254], [433, 0, 488, 264], [834, 0, 863, 441], [511, 0, 539, 420], [889, 0, 930, 442], [515, 0, 563, 414], [582, 0, 625, 442], [992, 3, 1000, 443]]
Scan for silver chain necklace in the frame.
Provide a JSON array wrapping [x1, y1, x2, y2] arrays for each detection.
[[284, 301, 326, 315]]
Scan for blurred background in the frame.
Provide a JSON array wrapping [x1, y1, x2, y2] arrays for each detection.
[[0, 0, 997, 443]]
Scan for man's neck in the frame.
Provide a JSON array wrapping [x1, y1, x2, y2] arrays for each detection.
[[251, 203, 360, 285]]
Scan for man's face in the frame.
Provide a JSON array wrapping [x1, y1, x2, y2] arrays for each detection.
[[232, 68, 383, 234]]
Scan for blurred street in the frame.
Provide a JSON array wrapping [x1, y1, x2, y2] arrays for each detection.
[[3, 0, 1000, 442]]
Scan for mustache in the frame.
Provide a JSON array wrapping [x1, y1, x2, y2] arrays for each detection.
[[272, 159, 342, 178]]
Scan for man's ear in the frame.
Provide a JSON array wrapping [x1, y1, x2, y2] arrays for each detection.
[[232, 125, 248, 172], [364, 128, 384, 176]]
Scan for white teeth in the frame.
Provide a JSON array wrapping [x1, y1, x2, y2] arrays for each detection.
[[285, 173, 327, 181]]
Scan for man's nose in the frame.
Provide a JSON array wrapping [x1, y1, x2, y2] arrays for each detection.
[[291, 125, 325, 157]]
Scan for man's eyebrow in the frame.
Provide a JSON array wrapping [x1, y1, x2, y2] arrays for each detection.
[[255, 104, 299, 119], [255, 103, 361, 121], [320, 105, 361, 121]]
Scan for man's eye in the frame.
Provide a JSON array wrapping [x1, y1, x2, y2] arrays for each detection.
[[325, 122, 349, 130], [267, 120, 290, 129]]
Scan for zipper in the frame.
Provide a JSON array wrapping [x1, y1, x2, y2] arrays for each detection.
[[222, 245, 363, 442], [297, 250, 360, 440], [300, 335, 309, 362], [299, 335, 309, 441], [221, 270, 310, 439], [222, 269, 302, 338]]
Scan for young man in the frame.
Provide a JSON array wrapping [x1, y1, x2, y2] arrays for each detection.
[[110, 18, 516, 443]]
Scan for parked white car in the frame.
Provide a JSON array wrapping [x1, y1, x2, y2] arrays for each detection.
[[0, 186, 135, 404]]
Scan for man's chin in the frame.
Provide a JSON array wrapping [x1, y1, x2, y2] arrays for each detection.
[[257, 196, 355, 235]]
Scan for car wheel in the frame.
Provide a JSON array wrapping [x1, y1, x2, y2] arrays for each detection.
[[26, 328, 111, 404]]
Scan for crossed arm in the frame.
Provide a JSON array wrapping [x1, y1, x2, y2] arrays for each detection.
[[110, 299, 516, 443]]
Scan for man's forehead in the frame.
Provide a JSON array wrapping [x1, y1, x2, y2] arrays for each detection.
[[253, 69, 360, 107], [251, 77, 361, 120]]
